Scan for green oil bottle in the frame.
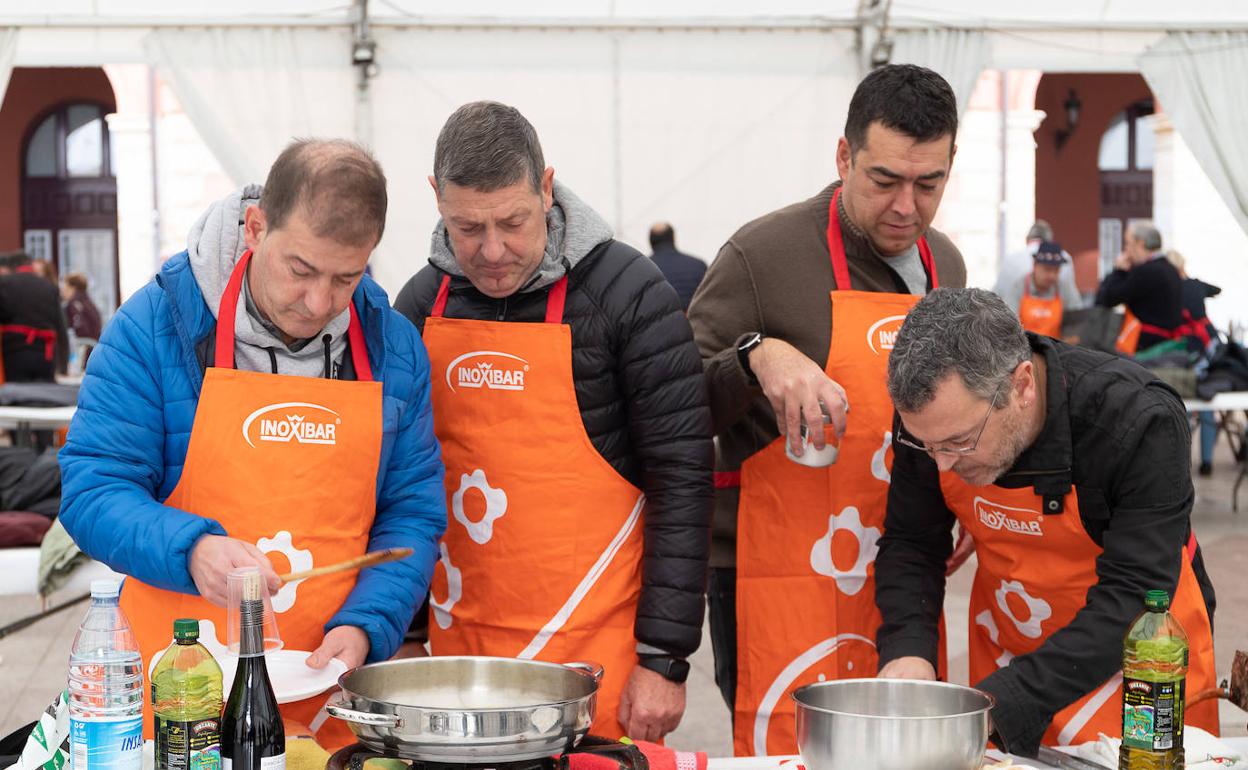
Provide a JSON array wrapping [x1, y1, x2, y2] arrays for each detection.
[[1119, 590, 1188, 770], [153, 619, 224, 770]]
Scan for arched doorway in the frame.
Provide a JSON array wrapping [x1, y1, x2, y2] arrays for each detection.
[[21, 101, 120, 322], [1097, 100, 1155, 277], [1033, 73, 1154, 293]]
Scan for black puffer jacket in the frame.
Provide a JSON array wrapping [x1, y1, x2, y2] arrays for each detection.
[[395, 240, 713, 660]]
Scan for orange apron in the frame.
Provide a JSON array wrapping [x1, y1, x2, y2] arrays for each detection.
[[423, 274, 645, 739], [120, 250, 382, 749], [938, 477, 1219, 745], [1116, 311, 1143, 356], [730, 188, 940, 756], [1018, 277, 1062, 338]]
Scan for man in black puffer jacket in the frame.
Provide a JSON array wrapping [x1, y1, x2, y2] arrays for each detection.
[[395, 101, 712, 742]]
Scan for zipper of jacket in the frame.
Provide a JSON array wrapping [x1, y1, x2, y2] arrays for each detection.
[[496, 296, 508, 321]]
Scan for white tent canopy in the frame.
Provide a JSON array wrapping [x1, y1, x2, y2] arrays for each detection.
[[2, 1, 1247, 301]]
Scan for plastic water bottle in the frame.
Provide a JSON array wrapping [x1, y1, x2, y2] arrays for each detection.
[[69, 580, 145, 770]]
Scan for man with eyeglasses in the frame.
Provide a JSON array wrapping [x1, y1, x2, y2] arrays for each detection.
[[875, 287, 1219, 758]]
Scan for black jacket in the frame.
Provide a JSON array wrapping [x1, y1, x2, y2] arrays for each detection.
[[876, 334, 1215, 757], [395, 239, 713, 660], [649, 246, 707, 311], [1095, 256, 1183, 352], [0, 271, 70, 380]]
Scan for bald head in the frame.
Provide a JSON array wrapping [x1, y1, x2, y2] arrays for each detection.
[[649, 222, 675, 251], [260, 138, 389, 247]]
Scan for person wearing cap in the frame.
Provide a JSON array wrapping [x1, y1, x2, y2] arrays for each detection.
[[999, 240, 1084, 338], [875, 287, 1218, 757], [993, 220, 1082, 307], [59, 139, 446, 747], [687, 64, 967, 755]]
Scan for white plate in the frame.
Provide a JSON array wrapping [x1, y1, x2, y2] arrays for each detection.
[[148, 619, 347, 704]]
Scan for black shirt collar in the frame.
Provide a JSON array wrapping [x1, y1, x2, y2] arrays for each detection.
[[993, 333, 1075, 501]]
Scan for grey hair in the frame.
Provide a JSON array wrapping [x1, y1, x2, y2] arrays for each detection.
[[433, 101, 545, 194], [888, 288, 1032, 413], [1026, 220, 1053, 241], [1129, 221, 1163, 252]]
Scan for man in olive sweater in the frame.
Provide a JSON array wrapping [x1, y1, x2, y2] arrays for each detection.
[[688, 64, 967, 755]]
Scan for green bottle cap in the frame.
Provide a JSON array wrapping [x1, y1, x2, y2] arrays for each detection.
[[173, 618, 200, 640], [1144, 590, 1170, 611]]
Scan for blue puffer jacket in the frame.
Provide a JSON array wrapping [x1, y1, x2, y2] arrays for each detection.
[[58, 251, 447, 662]]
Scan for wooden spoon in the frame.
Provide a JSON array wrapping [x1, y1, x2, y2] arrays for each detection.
[[278, 547, 414, 583]]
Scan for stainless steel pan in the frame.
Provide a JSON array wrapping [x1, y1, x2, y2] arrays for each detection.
[[793, 678, 995, 770], [325, 656, 602, 762]]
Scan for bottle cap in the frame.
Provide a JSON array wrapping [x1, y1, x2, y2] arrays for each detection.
[[173, 618, 199, 641], [90, 579, 120, 598], [1145, 589, 1171, 611]]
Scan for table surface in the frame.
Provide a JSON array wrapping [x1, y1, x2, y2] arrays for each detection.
[[0, 404, 76, 429], [1185, 392, 1248, 410], [705, 737, 1248, 770]]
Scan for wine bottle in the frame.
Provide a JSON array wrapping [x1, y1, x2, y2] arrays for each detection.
[[221, 571, 285, 770]]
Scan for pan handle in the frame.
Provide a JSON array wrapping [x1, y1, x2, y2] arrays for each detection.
[[325, 692, 404, 728], [563, 660, 605, 683]]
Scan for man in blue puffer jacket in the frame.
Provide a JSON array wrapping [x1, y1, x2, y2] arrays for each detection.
[[59, 140, 445, 739]]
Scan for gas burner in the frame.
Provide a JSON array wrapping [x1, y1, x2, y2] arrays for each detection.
[[326, 737, 647, 770]]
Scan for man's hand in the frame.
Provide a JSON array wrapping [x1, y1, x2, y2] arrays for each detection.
[[617, 666, 685, 742], [945, 526, 975, 576], [748, 338, 849, 457], [188, 535, 281, 607], [878, 656, 937, 680], [1114, 251, 1132, 272], [307, 626, 369, 670]]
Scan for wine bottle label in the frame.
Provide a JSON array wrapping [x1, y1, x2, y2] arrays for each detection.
[[157, 717, 221, 770], [260, 754, 285, 770], [221, 752, 283, 770], [1122, 676, 1185, 751]]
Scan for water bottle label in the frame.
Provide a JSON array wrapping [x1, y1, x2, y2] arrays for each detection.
[[1122, 676, 1185, 751], [70, 718, 143, 770]]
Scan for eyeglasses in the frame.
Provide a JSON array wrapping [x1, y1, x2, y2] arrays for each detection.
[[896, 387, 1003, 457]]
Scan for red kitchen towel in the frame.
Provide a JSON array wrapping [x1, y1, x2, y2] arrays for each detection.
[[565, 742, 708, 770]]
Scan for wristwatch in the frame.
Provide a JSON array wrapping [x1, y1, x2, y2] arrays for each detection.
[[638, 655, 691, 684], [737, 332, 765, 385]]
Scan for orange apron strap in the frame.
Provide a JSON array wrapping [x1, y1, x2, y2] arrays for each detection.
[[825, 189, 937, 291], [213, 249, 373, 382]]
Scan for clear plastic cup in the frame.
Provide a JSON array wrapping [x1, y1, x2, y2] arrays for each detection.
[[226, 566, 283, 654]]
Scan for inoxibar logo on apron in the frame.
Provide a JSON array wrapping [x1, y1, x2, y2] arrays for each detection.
[[241, 402, 340, 447], [865, 315, 907, 355], [973, 496, 1044, 537], [445, 350, 530, 392]]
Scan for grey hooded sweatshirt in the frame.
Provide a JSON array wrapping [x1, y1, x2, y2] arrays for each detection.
[[187, 185, 350, 378]]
